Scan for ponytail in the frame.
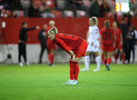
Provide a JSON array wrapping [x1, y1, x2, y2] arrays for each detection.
[[104, 20, 110, 29]]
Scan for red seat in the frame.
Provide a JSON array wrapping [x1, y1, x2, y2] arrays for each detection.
[[52, 10, 62, 18]]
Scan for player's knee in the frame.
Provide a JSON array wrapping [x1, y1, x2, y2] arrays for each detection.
[[95, 56, 100, 62]]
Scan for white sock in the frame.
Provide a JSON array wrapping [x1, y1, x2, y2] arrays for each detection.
[[96, 56, 100, 69], [85, 56, 90, 69]]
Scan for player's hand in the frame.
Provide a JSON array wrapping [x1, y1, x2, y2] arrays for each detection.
[[129, 36, 132, 39], [69, 50, 75, 61], [36, 26, 40, 29], [70, 55, 76, 62], [91, 42, 93, 46]]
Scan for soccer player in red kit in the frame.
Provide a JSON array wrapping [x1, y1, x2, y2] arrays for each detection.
[[46, 20, 57, 66], [47, 27, 88, 85], [112, 21, 125, 64], [100, 20, 116, 70]]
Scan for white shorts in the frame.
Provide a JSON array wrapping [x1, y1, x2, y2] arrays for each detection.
[[86, 40, 99, 52]]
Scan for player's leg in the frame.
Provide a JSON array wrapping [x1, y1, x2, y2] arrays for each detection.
[[49, 49, 55, 66], [39, 44, 45, 64], [80, 51, 90, 71], [81, 43, 92, 71], [127, 45, 131, 64], [73, 57, 82, 84], [103, 51, 107, 68], [119, 49, 125, 63], [63, 56, 82, 85], [113, 49, 117, 64], [101, 52, 104, 64], [132, 45, 135, 64], [22, 44, 29, 66], [73, 40, 87, 84], [48, 50, 51, 64], [93, 41, 100, 72], [18, 43, 23, 66], [93, 51, 100, 72], [106, 52, 113, 71], [63, 59, 74, 84]]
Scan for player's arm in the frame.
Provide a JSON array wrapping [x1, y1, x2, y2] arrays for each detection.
[[113, 34, 116, 47], [120, 34, 123, 45], [26, 26, 40, 31], [55, 37, 75, 60], [99, 30, 103, 45], [99, 35, 103, 45], [55, 37, 72, 53]]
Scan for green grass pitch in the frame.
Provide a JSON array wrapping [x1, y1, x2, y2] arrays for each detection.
[[0, 64, 137, 100]]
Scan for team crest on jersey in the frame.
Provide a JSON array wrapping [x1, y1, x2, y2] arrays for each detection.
[[95, 45, 97, 48]]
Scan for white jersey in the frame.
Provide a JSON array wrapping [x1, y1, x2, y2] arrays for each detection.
[[87, 25, 100, 44]]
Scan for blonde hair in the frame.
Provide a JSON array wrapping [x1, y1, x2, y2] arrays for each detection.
[[49, 20, 55, 27], [48, 27, 58, 35], [112, 21, 117, 27], [90, 16, 98, 25]]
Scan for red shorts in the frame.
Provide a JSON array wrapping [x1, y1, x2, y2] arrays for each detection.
[[101, 45, 114, 52], [114, 42, 122, 50], [47, 38, 56, 51], [73, 40, 88, 58]]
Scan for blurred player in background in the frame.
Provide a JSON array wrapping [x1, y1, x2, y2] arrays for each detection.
[[114, 13, 131, 64], [100, 20, 116, 70], [18, 22, 40, 66], [112, 21, 125, 64], [47, 27, 87, 85], [38, 24, 48, 64], [81, 16, 100, 72], [46, 20, 57, 66], [127, 25, 136, 64]]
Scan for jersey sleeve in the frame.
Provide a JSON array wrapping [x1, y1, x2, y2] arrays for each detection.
[[55, 36, 71, 52], [26, 27, 36, 31]]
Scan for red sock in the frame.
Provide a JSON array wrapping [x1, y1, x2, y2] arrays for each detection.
[[51, 54, 54, 64], [114, 54, 117, 63], [69, 60, 74, 80], [48, 53, 52, 64], [48, 53, 53, 64], [104, 59, 107, 68], [101, 53, 104, 62], [121, 53, 125, 63], [73, 62, 79, 80], [107, 58, 111, 65]]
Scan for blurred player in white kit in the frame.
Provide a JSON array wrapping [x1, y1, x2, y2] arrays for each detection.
[[81, 16, 100, 72]]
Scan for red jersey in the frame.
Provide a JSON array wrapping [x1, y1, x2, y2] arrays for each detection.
[[114, 28, 122, 43], [100, 27, 114, 45], [53, 33, 83, 53]]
